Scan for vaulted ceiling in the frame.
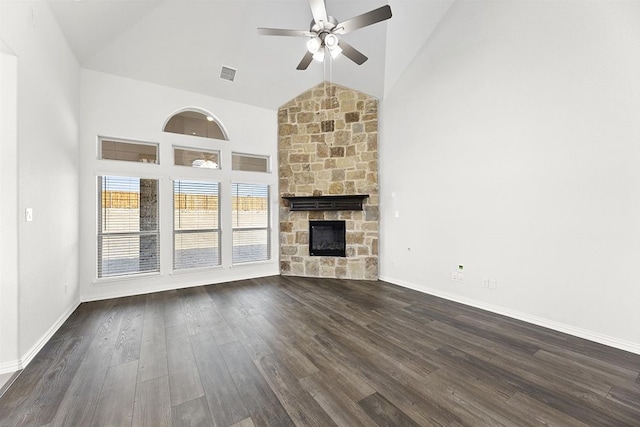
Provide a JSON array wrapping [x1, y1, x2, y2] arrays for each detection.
[[48, 0, 454, 110]]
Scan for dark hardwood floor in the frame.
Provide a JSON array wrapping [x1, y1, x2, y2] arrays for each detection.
[[1, 275, 639, 426]]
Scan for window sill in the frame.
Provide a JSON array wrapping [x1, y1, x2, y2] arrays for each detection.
[[93, 271, 160, 285], [170, 265, 224, 275]]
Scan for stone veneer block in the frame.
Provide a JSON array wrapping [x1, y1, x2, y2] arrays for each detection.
[[278, 82, 379, 280]]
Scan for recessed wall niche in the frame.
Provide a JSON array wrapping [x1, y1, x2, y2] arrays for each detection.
[[278, 82, 379, 280]]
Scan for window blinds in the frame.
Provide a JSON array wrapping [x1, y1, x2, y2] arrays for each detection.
[[174, 180, 220, 269], [232, 183, 270, 264], [98, 176, 159, 278]]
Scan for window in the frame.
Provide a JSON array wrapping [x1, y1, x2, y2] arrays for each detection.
[[100, 138, 158, 164], [232, 183, 270, 263], [174, 147, 220, 169], [164, 110, 228, 140], [232, 153, 270, 173], [174, 180, 220, 269], [98, 176, 159, 278]]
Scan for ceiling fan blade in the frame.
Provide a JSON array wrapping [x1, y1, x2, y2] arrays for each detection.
[[334, 5, 392, 35], [297, 51, 314, 70], [337, 40, 368, 65], [257, 28, 312, 37], [309, 0, 328, 25]]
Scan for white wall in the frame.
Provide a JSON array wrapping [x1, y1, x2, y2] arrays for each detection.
[[0, 1, 81, 371], [380, 0, 640, 353], [80, 70, 279, 301], [0, 49, 20, 373]]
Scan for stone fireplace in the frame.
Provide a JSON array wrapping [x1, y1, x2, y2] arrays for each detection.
[[278, 82, 379, 280]]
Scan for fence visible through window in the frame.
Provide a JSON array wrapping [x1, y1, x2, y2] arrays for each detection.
[[232, 183, 270, 263], [98, 176, 159, 278], [174, 180, 220, 270]]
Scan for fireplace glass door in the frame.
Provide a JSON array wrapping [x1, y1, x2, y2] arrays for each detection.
[[309, 221, 346, 257]]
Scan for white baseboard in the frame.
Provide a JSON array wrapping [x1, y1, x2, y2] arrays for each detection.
[[0, 360, 21, 375], [379, 275, 640, 356], [82, 269, 279, 303], [0, 299, 81, 375]]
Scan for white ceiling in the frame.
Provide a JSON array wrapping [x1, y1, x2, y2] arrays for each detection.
[[48, 0, 454, 110]]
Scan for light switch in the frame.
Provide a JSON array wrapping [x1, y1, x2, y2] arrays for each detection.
[[25, 208, 33, 222]]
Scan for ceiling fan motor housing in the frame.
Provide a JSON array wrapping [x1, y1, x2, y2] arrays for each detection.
[[310, 16, 339, 34]]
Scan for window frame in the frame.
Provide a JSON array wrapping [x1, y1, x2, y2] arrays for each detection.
[[231, 182, 271, 265], [173, 146, 221, 170], [231, 152, 271, 173], [98, 136, 160, 164], [97, 175, 161, 279], [173, 178, 221, 271]]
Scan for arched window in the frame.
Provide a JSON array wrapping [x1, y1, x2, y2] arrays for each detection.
[[163, 108, 228, 140]]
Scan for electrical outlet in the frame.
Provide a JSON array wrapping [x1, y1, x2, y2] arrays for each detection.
[[457, 273, 464, 283], [482, 277, 489, 288], [451, 272, 458, 282]]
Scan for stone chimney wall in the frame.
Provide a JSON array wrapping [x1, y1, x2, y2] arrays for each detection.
[[278, 82, 379, 280]]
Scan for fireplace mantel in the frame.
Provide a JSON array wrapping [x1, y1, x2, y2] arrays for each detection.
[[283, 195, 369, 211]]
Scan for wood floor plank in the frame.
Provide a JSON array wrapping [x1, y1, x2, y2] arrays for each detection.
[[288, 332, 376, 401], [132, 375, 171, 427], [178, 289, 211, 337], [91, 360, 138, 427], [246, 315, 319, 379], [421, 366, 566, 427], [219, 340, 294, 427], [162, 291, 185, 328], [533, 349, 627, 395], [50, 301, 129, 427], [137, 313, 168, 383], [357, 392, 422, 427], [313, 333, 459, 426], [110, 295, 146, 367], [505, 392, 590, 427], [190, 331, 249, 426], [257, 353, 337, 427], [229, 417, 256, 427], [606, 383, 640, 412], [144, 290, 170, 319], [405, 304, 542, 355], [435, 344, 640, 426], [299, 372, 377, 427], [0, 335, 90, 427], [165, 323, 204, 406], [0, 338, 66, 417], [171, 396, 214, 427]]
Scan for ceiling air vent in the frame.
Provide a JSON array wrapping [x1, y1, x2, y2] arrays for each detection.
[[220, 66, 237, 82]]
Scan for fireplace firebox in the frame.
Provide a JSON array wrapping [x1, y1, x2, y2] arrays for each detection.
[[309, 221, 346, 257]]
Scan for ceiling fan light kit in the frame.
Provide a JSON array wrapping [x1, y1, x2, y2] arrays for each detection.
[[257, 0, 392, 70]]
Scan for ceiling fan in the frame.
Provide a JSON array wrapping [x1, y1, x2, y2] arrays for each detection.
[[257, 0, 392, 70]]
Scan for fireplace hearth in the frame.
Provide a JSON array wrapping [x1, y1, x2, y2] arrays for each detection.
[[309, 221, 346, 257]]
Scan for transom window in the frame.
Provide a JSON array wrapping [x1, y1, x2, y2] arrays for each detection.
[[164, 109, 228, 140], [100, 138, 158, 164], [174, 147, 220, 169], [232, 152, 270, 173]]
